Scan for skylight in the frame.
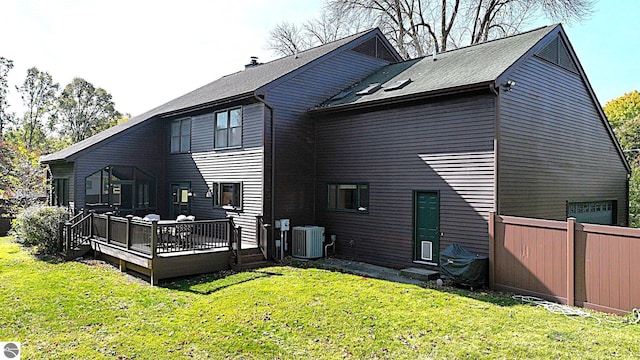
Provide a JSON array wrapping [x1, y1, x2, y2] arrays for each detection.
[[356, 83, 381, 96], [384, 78, 412, 91], [330, 89, 353, 101]]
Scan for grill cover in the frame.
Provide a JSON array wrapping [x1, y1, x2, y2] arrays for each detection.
[[440, 243, 488, 287]]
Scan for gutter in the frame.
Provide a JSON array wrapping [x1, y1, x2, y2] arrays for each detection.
[[488, 82, 500, 216], [253, 92, 276, 260]]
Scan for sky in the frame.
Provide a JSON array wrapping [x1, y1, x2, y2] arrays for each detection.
[[1, 0, 639, 118]]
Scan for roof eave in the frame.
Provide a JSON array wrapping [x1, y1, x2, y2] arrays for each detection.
[[309, 81, 496, 115], [39, 92, 258, 163], [157, 92, 256, 118]]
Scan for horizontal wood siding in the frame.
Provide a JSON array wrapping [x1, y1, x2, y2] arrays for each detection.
[[74, 119, 165, 212], [315, 94, 496, 268], [49, 162, 75, 206], [499, 56, 628, 224], [267, 51, 391, 227], [165, 102, 264, 242], [191, 113, 214, 152]]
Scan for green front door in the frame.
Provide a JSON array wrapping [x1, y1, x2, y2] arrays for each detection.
[[170, 183, 191, 219], [414, 191, 440, 263]]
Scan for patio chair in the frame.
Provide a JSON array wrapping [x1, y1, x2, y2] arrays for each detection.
[[143, 214, 160, 221], [175, 215, 195, 249]]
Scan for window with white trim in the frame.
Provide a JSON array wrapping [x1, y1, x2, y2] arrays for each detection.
[[215, 108, 242, 149]]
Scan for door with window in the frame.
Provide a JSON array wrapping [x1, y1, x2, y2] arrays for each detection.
[[170, 183, 191, 219], [414, 191, 440, 264], [112, 181, 134, 214]]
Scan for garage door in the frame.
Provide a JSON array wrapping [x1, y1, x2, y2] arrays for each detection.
[[567, 201, 614, 225]]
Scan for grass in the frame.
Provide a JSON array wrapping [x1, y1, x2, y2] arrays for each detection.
[[1, 236, 639, 359]]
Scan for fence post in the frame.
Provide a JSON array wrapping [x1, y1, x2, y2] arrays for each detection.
[[567, 217, 576, 307], [488, 211, 495, 289], [150, 220, 158, 258], [256, 216, 261, 246], [58, 222, 65, 252], [89, 211, 94, 238], [65, 221, 72, 252], [227, 220, 232, 251], [236, 226, 243, 265], [125, 215, 133, 250], [105, 212, 112, 244]]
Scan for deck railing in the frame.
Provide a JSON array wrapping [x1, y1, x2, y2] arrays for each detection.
[[63, 213, 240, 258], [256, 215, 270, 260], [156, 219, 237, 254], [59, 213, 92, 252]]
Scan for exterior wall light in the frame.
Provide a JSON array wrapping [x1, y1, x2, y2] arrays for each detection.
[[504, 80, 516, 91]]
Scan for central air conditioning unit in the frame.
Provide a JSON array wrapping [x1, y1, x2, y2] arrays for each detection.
[[292, 226, 325, 259]]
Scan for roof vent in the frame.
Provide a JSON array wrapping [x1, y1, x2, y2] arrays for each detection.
[[245, 56, 262, 69], [356, 83, 382, 96]]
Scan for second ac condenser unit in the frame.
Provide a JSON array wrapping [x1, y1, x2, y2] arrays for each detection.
[[292, 226, 325, 259]]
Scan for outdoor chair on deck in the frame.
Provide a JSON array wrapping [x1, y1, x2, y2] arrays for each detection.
[[143, 214, 161, 222], [175, 215, 195, 250]]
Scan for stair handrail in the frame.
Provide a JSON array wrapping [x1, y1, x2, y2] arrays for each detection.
[[68, 211, 84, 225], [64, 213, 93, 252]]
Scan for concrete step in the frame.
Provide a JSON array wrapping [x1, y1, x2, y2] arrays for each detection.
[[400, 267, 439, 281]]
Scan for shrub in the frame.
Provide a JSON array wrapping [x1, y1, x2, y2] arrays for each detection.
[[11, 205, 69, 254]]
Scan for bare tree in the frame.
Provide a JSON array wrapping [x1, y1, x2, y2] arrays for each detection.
[[267, 5, 375, 56], [268, 0, 594, 58], [267, 22, 308, 57], [16, 67, 59, 150]]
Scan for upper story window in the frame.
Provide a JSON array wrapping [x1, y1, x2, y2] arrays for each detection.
[[327, 183, 369, 213], [171, 118, 191, 153], [215, 108, 242, 149]]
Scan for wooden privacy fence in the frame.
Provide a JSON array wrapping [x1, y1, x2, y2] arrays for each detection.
[[489, 212, 640, 315]]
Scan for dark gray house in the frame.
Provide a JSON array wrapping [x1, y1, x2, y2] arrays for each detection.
[[42, 24, 629, 270], [41, 28, 402, 244]]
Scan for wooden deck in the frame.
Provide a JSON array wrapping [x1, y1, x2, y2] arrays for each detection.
[[62, 212, 267, 284]]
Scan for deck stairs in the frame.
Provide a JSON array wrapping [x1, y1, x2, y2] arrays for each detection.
[[233, 247, 274, 271], [63, 244, 92, 260], [60, 213, 93, 260]]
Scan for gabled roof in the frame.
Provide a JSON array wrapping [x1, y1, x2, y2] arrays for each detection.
[[314, 25, 558, 111], [42, 28, 398, 163]]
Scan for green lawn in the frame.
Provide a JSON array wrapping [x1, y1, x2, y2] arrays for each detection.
[[1, 236, 639, 359]]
